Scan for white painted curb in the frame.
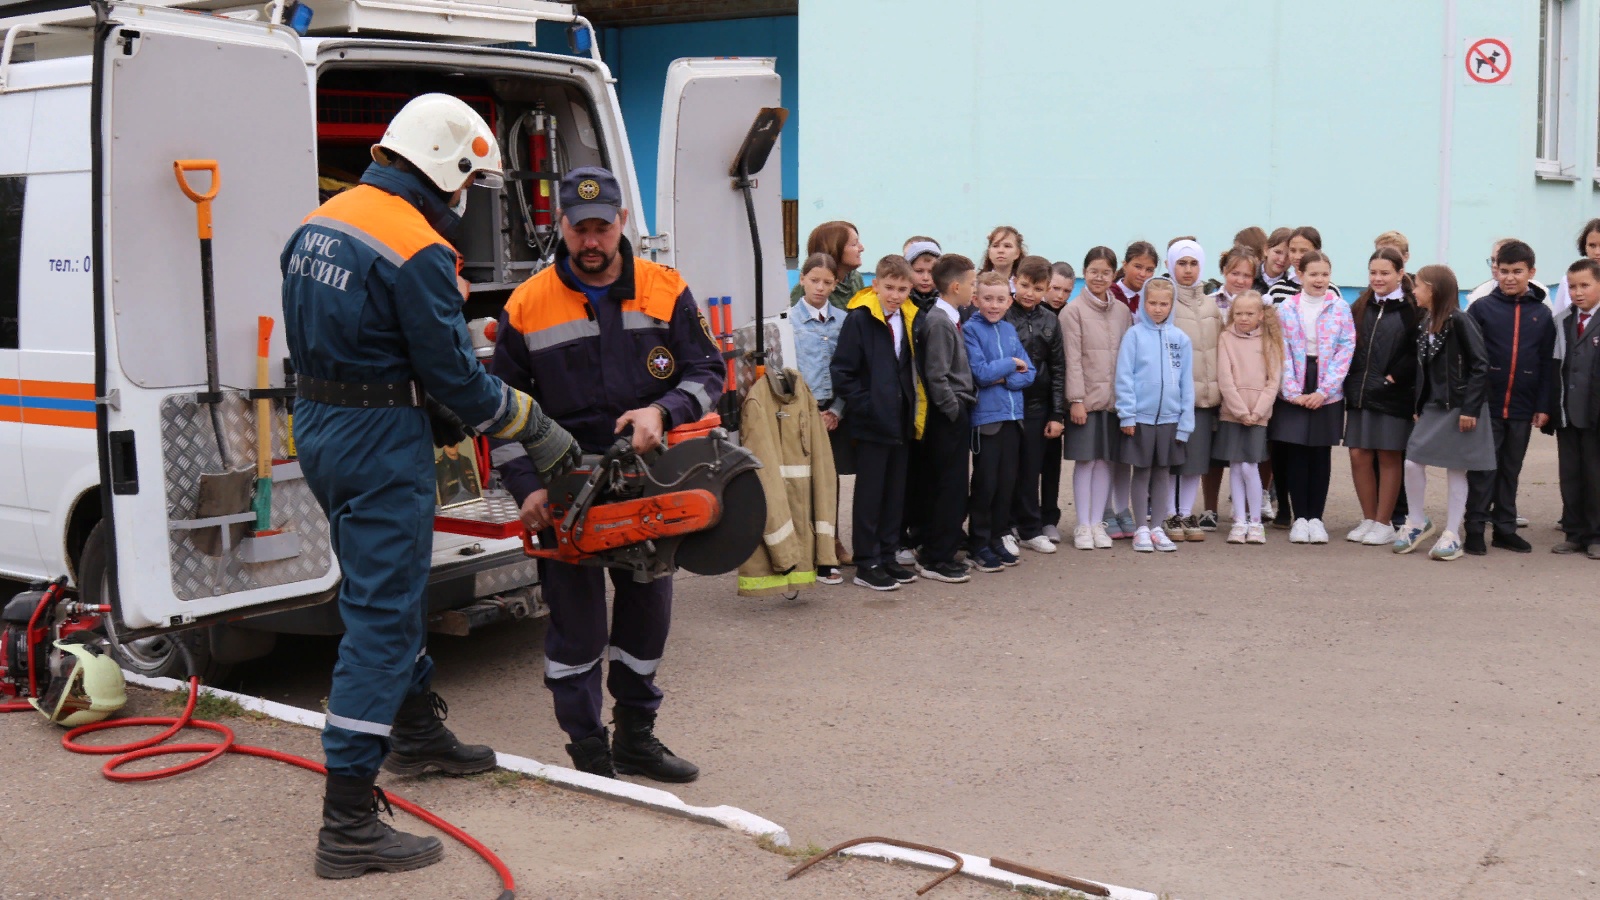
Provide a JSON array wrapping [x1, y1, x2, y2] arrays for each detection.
[[122, 671, 1161, 899], [838, 843, 1160, 900]]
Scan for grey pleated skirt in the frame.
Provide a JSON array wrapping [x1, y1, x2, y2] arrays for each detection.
[[1406, 403, 1497, 471], [1119, 421, 1186, 468], [1343, 407, 1413, 451], [1064, 409, 1119, 461], [1267, 357, 1346, 447], [1176, 406, 1220, 474], [1213, 421, 1270, 463]]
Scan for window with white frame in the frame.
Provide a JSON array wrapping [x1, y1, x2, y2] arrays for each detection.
[[1536, 0, 1577, 177]]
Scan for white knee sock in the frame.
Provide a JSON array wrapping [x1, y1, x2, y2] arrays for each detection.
[[1404, 460, 1429, 529], [1446, 468, 1468, 535], [1232, 463, 1262, 523], [1074, 462, 1096, 527], [1177, 474, 1201, 516]]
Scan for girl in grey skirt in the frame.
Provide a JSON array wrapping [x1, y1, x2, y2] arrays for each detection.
[[1115, 279, 1194, 552], [1216, 291, 1283, 544], [1343, 247, 1419, 547], [1395, 265, 1496, 560], [1061, 246, 1133, 550]]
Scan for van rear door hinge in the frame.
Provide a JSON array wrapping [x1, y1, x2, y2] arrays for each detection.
[[96, 389, 120, 411], [639, 233, 670, 256]]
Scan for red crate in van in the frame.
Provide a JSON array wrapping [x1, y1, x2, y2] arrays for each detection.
[[317, 89, 496, 142]]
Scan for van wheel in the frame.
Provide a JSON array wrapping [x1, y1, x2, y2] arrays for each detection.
[[81, 522, 231, 684]]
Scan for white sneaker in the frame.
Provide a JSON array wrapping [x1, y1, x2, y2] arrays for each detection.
[[1246, 523, 1267, 544], [1001, 534, 1020, 557], [1151, 527, 1178, 552], [1262, 489, 1277, 521], [1289, 518, 1311, 543], [1091, 522, 1113, 549], [1020, 534, 1057, 554], [1227, 522, 1248, 544], [1516, 515, 1529, 528], [1362, 522, 1397, 546], [1347, 519, 1376, 542], [1043, 524, 1062, 542], [1073, 525, 1094, 550], [894, 547, 917, 566], [1132, 526, 1154, 552], [1307, 518, 1329, 543]]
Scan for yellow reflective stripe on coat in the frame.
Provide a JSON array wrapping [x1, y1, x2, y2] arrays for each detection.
[[737, 569, 818, 595]]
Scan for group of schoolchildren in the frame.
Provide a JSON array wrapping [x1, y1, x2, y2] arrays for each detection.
[[788, 218, 1600, 592]]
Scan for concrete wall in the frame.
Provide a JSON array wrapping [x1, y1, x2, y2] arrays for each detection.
[[798, 0, 1600, 286]]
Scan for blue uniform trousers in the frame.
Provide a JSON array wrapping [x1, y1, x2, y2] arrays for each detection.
[[298, 400, 436, 778], [537, 559, 671, 742]]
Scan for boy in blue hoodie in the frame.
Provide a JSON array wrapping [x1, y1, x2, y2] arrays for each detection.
[[964, 272, 1036, 572], [1115, 277, 1195, 553], [1464, 239, 1555, 555]]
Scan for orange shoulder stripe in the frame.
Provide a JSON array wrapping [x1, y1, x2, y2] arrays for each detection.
[[505, 267, 592, 335], [305, 185, 453, 267]]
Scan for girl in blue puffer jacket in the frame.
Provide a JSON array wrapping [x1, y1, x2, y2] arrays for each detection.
[[1116, 277, 1195, 552]]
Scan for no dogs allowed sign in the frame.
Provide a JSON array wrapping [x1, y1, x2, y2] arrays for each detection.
[[1465, 37, 1512, 84]]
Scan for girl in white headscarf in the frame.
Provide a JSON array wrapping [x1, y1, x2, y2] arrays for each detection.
[[1164, 238, 1224, 541]]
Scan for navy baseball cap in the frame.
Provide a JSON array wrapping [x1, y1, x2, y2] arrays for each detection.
[[561, 166, 622, 224]]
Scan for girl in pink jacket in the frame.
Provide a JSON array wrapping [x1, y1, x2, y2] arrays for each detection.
[[1216, 291, 1284, 544]]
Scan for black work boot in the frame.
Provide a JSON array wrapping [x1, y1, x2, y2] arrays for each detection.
[[612, 705, 699, 783], [314, 773, 443, 879], [382, 691, 496, 776], [564, 730, 617, 778]]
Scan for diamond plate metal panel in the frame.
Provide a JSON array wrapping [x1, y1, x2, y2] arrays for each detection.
[[472, 558, 539, 596], [161, 393, 334, 600], [732, 323, 782, 397]]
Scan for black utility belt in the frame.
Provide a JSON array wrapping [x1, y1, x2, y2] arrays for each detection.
[[296, 375, 423, 408]]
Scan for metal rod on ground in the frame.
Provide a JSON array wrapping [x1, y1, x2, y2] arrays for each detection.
[[786, 836, 963, 896], [989, 857, 1111, 897]]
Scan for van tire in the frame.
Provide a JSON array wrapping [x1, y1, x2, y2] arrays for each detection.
[[82, 522, 232, 684]]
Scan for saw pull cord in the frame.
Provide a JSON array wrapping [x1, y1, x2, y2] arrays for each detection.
[[5, 652, 515, 898]]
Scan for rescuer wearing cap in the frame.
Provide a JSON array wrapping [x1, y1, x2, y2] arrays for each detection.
[[490, 166, 723, 783], [282, 93, 580, 879]]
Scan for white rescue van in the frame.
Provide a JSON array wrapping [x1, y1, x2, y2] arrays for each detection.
[[0, 0, 786, 678]]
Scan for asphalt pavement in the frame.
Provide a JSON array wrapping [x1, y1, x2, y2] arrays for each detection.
[[13, 436, 1600, 900]]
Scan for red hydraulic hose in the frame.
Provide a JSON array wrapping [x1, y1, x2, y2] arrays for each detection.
[[6, 677, 515, 899]]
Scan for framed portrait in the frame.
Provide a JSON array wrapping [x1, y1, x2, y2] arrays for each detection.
[[434, 437, 483, 508]]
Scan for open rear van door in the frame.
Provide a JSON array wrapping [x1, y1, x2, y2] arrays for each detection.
[[95, 6, 335, 633], [654, 58, 788, 384]]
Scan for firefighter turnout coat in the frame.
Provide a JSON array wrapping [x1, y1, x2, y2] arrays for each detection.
[[736, 368, 839, 596]]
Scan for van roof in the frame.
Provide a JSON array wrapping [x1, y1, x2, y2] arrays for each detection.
[[1, 0, 594, 61]]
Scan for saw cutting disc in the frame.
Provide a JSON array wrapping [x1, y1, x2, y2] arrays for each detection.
[[675, 469, 765, 575], [643, 438, 766, 576]]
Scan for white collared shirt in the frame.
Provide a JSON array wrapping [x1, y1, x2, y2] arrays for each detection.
[[888, 309, 904, 358], [808, 302, 833, 323], [934, 298, 961, 326], [1376, 287, 1405, 301]]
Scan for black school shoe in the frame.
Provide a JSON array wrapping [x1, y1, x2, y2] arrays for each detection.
[[1464, 529, 1487, 556], [883, 562, 920, 584], [1492, 530, 1533, 553], [917, 560, 971, 584], [853, 566, 899, 591]]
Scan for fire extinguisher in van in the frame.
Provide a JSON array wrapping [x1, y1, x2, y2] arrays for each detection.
[[510, 102, 561, 261]]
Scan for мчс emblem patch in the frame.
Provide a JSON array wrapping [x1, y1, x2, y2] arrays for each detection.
[[577, 179, 601, 201], [647, 346, 676, 379]]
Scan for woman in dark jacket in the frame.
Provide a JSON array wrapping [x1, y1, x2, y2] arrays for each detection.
[[1394, 265, 1496, 560], [1344, 248, 1419, 545]]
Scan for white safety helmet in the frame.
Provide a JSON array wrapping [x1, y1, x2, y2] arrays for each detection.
[[372, 93, 505, 194], [30, 640, 127, 727]]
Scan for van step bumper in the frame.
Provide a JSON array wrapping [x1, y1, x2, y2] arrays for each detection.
[[427, 587, 544, 637]]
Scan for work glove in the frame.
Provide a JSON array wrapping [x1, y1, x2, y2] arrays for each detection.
[[424, 395, 470, 448], [487, 387, 581, 480]]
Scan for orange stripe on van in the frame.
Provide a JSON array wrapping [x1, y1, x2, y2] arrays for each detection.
[[0, 407, 19, 424], [25, 408, 96, 429], [20, 380, 96, 400]]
